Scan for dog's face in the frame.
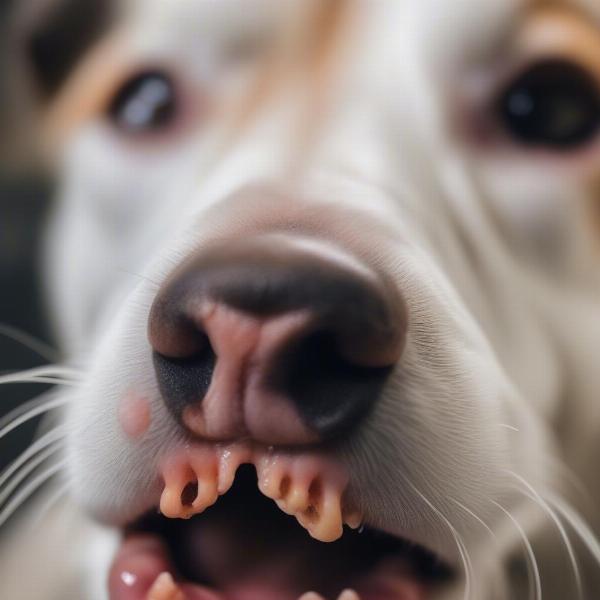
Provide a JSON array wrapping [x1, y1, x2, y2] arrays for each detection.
[[11, 0, 600, 598]]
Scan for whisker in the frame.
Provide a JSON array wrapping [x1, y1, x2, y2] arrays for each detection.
[[116, 267, 162, 289], [543, 459, 594, 513], [0, 377, 80, 386], [0, 460, 66, 529], [547, 493, 600, 568], [0, 427, 67, 491], [0, 442, 64, 507], [0, 324, 60, 363], [0, 392, 71, 435], [450, 497, 497, 540], [0, 366, 83, 386], [408, 483, 473, 600], [0, 397, 70, 442], [491, 500, 542, 600], [26, 482, 70, 533], [451, 524, 474, 600], [507, 471, 582, 600]]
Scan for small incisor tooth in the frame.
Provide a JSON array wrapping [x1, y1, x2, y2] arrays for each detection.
[[256, 456, 287, 500], [192, 474, 219, 513], [286, 482, 310, 514], [301, 484, 344, 542], [337, 590, 361, 600], [344, 510, 363, 530], [298, 593, 326, 600], [160, 484, 195, 519], [160, 454, 219, 519], [147, 572, 186, 600]]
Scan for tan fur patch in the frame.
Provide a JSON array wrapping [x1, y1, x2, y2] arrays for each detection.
[[219, 0, 358, 166], [518, 5, 600, 80], [41, 28, 132, 157]]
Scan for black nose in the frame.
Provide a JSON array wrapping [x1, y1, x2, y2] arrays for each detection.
[[148, 235, 408, 444]]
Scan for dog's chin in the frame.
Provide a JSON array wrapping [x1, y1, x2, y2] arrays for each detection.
[[108, 466, 453, 600]]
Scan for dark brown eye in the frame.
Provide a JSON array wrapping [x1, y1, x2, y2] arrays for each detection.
[[497, 59, 600, 150], [108, 71, 177, 133]]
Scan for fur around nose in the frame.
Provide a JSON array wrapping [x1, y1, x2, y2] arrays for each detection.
[[148, 235, 408, 444]]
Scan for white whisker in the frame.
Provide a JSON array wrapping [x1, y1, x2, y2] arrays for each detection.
[[507, 471, 582, 599], [0, 427, 67, 491], [0, 442, 64, 507], [491, 500, 542, 600], [408, 483, 473, 600], [0, 397, 70, 442], [0, 377, 80, 386], [0, 393, 70, 435], [450, 497, 497, 540], [543, 459, 594, 513], [548, 493, 600, 568], [0, 324, 60, 363], [499, 424, 520, 432], [26, 482, 70, 533], [116, 267, 162, 289], [451, 525, 474, 600], [0, 460, 66, 529], [0, 366, 82, 387]]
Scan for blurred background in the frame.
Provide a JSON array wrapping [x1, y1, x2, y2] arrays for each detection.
[[0, 0, 55, 474]]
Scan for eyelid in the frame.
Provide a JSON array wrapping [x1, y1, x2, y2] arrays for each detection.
[[515, 7, 600, 83]]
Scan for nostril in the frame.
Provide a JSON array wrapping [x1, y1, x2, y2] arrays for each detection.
[[268, 330, 393, 438], [152, 333, 216, 420]]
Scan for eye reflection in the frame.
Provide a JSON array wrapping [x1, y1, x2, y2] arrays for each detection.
[[108, 71, 178, 134]]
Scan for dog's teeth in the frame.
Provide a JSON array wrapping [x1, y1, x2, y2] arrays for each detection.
[[337, 590, 361, 600], [160, 445, 350, 542], [159, 450, 219, 519], [192, 475, 219, 512], [217, 444, 250, 494], [255, 452, 348, 543], [147, 572, 186, 600], [285, 481, 311, 513], [299, 482, 344, 543], [343, 510, 363, 530], [298, 593, 326, 600], [256, 454, 287, 500], [160, 482, 196, 519]]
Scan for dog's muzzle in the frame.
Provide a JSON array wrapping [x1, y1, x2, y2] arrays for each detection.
[[148, 233, 408, 445]]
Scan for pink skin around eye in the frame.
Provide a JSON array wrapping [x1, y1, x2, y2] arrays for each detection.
[[119, 391, 152, 439]]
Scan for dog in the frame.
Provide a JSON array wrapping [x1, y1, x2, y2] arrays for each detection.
[[2, 0, 600, 598]]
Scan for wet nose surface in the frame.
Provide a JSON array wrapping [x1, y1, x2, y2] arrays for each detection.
[[148, 235, 407, 444]]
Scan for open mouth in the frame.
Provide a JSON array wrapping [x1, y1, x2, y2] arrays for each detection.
[[108, 446, 453, 600]]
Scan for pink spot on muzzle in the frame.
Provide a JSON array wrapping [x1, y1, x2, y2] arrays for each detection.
[[120, 391, 152, 439]]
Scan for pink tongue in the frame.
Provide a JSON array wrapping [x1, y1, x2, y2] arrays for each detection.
[[109, 535, 219, 600], [109, 534, 429, 600], [109, 535, 309, 600]]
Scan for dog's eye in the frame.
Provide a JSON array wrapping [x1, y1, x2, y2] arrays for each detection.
[[498, 59, 600, 150], [108, 71, 178, 133]]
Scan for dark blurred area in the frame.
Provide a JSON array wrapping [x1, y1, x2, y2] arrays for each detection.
[[0, 0, 55, 473], [0, 178, 54, 471]]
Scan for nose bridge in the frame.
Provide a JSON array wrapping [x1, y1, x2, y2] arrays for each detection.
[[149, 233, 407, 445]]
